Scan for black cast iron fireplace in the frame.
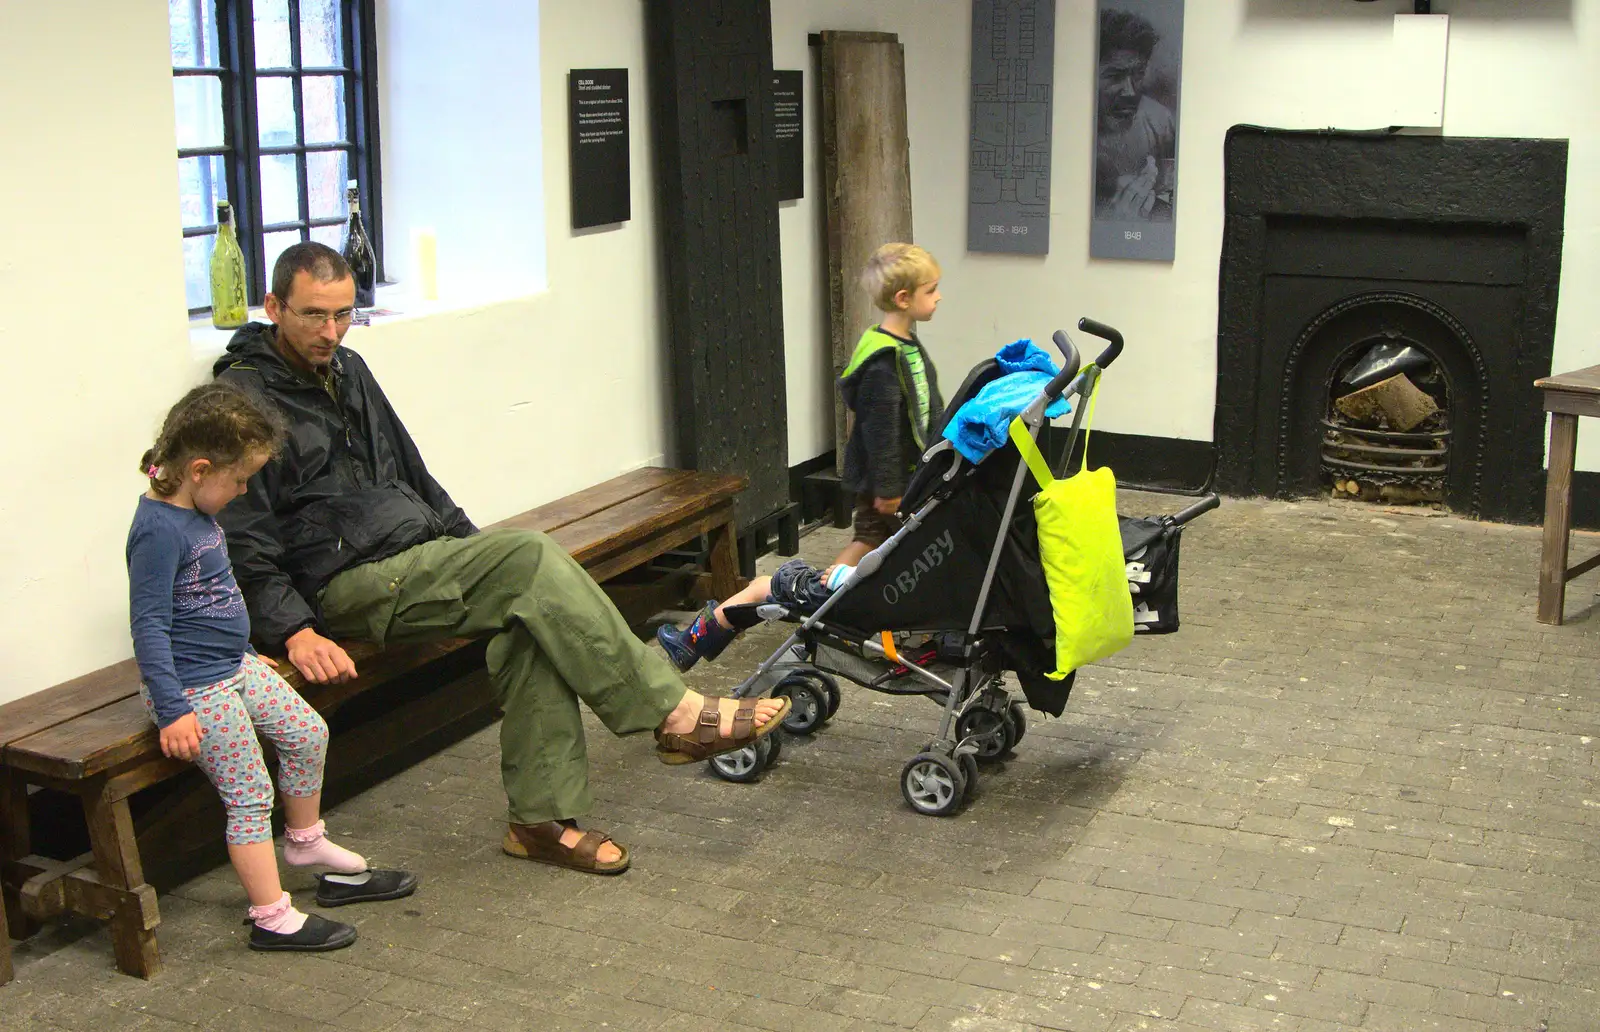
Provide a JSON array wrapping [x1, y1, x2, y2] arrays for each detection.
[[1214, 127, 1567, 523]]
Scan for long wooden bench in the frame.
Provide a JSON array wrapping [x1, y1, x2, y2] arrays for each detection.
[[0, 466, 744, 983]]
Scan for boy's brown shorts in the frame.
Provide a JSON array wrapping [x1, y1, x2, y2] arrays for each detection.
[[851, 493, 904, 549]]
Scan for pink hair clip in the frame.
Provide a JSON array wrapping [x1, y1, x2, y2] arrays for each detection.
[[146, 464, 162, 479]]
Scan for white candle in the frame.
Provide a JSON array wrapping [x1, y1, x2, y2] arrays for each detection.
[[411, 227, 438, 301]]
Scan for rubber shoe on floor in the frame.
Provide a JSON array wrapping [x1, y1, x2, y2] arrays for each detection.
[[247, 913, 357, 952], [315, 868, 419, 907]]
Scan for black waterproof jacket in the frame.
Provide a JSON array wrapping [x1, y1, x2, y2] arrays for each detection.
[[213, 324, 476, 647], [838, 330, 944, 500]]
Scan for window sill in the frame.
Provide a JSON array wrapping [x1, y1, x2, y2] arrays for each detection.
[[187, 283, 540, 361]]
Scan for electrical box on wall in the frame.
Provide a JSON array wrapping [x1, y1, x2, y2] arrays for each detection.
[[1390, 14, 1449, 128]]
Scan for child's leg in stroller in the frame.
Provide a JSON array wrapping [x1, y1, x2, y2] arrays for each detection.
[[656, 577, 772, 671], [714, 576, 773, 627], [769, 559, 842, 609]]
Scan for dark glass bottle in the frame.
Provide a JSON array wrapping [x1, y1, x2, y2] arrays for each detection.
[[341, 179, 377, 308]]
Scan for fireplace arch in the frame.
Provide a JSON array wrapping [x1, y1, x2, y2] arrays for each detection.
[[1279, 292, 1488, 514]]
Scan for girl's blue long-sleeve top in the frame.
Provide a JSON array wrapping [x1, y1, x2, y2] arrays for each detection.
[[126, 495, 253, 727]]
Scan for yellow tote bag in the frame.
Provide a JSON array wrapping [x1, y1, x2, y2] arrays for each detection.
[[1008, 374, 1134, 679]]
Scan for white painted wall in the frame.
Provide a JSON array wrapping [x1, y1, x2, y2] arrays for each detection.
[[351, 0, 668, 523], [0, 2, 194, 704], [0, 1, 664, 705], [774, 0, 1600, 466]]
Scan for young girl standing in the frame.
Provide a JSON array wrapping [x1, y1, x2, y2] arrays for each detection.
[[128, 382, 414, 952]]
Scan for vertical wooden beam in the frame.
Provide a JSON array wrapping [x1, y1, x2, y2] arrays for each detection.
[[1538, 412, 1578, 624], [82, 782, 160, 979], [817, 31, 914, 468]]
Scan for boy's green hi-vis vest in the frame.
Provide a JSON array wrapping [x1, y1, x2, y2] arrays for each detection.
[[841, 326, 933, 451]]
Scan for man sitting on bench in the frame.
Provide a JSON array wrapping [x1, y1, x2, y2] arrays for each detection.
[[214, 243, 786, 875]]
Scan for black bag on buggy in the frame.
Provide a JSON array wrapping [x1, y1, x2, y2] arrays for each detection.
[[1120, 514, 1184, 634]]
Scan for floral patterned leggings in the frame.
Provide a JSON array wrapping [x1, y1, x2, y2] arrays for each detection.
[[140, 652, 329, 845]]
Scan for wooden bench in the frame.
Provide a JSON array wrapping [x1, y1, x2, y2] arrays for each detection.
[[0, 466, 744, 983]]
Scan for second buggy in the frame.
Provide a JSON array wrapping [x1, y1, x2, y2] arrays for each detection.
[[708, 319, 1218, 814]]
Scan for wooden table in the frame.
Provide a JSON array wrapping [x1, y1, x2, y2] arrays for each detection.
[[1535, 365, 1600, 624]]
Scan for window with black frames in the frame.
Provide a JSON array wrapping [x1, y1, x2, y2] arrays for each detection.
[[171, 0, 382, 312]]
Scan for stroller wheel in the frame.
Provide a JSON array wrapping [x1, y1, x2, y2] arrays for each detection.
[[1006, 702, 1028, 746], [958, 753, 979, 800], [900, 753, 965, 816], [814, 672, 842, 718], [774, 676, 828, 736], [708, 741, 766, 783], [761, 728, 784, 764], [956, 708, 1015, 761]]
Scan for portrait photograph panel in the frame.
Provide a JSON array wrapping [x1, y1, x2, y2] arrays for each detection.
[[1090, 0, 1184, 261]]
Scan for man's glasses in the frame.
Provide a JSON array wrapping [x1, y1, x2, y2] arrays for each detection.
[[284, 305, 356, 327]]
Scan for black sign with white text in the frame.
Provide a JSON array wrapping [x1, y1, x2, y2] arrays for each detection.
[[771, 70, 803, 201], [569, 69, 630, 228]]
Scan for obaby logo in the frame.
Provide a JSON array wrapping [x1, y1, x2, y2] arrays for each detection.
[[881, 529, 956, 605]]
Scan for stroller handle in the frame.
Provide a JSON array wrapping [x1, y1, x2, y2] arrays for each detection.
[[1046, 330, 1083, 399], [1076, 318, 1125, 369], [1166, 493, 1221, 527]]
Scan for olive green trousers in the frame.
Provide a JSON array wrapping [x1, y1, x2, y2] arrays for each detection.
[[320, 529, 685, 824]]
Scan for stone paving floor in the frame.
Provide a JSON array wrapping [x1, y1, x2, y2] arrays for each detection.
[[5, 491, 1600, 1032]]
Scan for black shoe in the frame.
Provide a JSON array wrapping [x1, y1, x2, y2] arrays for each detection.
[[247, 913, 357, 952], [314, 868, 418, 907]]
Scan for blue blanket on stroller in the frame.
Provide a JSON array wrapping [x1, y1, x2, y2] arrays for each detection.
[[941, 339, 1073, 463]]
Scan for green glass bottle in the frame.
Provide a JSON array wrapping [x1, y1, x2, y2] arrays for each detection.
[[210, 201, 248, 329]]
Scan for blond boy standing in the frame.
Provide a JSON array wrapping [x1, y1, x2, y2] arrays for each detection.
[[834, 243, 945, 567]]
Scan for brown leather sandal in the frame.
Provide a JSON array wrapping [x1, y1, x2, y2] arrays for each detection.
[[654, 695, 791, 765], [502, 819, 630, 875]]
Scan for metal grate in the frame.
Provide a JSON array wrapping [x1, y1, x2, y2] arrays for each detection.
[[1321, 420, 1449, 502]]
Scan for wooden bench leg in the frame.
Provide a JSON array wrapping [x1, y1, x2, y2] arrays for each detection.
[[777, 506, 801, 557], [0, 882, 11, 985], [707, 518, 741, 600], [832, 483, 852, 530], [1, 769, 37, 963], [1539, 412, 1578, 625], [82, 783, 160, 979]]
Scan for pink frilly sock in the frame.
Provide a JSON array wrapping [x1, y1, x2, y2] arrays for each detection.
[[283, 820, 368, 874], [248, 891, 307, 934]]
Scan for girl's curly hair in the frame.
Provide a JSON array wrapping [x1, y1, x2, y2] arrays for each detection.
[[140, 381, 285, 496]]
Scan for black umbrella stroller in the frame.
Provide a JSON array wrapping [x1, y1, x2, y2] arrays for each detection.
[[707, 319, 1219, 814]]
